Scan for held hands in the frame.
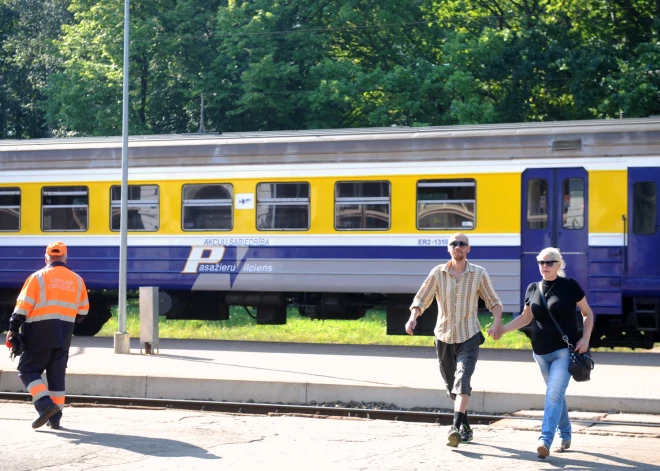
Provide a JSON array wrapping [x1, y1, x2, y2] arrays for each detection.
[[575, 336, 589, 354], [487, 320, 503, 341]]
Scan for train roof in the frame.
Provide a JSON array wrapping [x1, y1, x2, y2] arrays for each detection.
[[2, 117, 660, 170]]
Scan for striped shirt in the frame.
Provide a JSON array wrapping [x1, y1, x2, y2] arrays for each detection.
[[410, 261, 502, 344]]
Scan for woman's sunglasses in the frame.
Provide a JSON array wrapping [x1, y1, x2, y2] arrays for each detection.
[[449, 241, 468, 248], [537, 260, 557, 267]]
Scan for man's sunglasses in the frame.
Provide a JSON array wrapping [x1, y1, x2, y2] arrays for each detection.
[[537, 260, 557, 267], [449, 241, 468, 248]]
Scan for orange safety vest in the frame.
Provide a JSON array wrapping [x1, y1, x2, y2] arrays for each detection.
[[15, 264, 89, 348]]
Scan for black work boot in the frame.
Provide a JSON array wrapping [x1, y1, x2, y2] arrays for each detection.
[[48, 410, 62, 429], [32, 404, 60, 429]]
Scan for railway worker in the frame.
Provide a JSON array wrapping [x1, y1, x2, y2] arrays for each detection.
[[406, 233, 503, 447], [4, 241, 89, 429], [499, 247, 593, 459]]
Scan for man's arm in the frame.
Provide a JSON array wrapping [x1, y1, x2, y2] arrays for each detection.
[[6, 275, 36, 341], [76, 276, 90, 324], [406, 269, 438, 335], [478, 270, 504, 340]]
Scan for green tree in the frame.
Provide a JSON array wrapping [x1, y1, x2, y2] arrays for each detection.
[[0, 0, 71, 138], [45, 0, 224, 136]]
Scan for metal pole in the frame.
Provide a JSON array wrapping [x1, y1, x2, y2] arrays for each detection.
[[114, 0, 131, 354]]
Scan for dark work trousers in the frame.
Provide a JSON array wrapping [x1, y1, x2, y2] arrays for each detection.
[[434, 332, 481, 400], [18, 348, 68, 422]]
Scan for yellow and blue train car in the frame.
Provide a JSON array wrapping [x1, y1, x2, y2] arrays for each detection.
[[1, 118, 659, 347]]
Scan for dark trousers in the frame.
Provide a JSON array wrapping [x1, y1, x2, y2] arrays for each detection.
[[18, 348, 68, 422], [434, 332, 481, 400]]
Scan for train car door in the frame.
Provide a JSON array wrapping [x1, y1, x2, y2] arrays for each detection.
[[627, 168, 660, 279], [521, 168, 589, 304]]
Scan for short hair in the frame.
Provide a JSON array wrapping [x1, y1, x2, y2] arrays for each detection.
[[536, 247, 566, 277]]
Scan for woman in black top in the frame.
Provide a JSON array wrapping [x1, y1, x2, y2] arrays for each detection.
[[499, 247, 594, 459]]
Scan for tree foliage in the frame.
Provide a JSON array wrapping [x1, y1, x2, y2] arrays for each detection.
[[0, 0, 658, 137]]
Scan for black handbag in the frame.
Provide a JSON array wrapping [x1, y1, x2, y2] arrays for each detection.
[[537, 282, 595, 382]]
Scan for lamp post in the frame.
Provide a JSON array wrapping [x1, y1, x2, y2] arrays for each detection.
[[114, 0, 131, 354]]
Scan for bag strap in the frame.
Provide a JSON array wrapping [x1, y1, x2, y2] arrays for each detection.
[[538, 281, 574, 349]]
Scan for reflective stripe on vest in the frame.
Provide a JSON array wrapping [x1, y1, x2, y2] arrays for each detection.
[[24, 267, 84, 324]]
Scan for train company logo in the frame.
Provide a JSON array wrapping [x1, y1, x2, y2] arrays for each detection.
[[182, 246, 273, 286], [235, 193, 255, 210]]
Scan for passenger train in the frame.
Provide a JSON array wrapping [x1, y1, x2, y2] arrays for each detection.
[[1, 118, 659, 348]]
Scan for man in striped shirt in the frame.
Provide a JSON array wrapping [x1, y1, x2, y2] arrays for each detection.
[[406, 233, 503, 447]]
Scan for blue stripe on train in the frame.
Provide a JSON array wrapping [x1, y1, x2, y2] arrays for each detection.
[[0, 244, 520, 290]]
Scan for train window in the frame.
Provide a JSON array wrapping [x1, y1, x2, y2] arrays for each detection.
[[417, 179, 475, 230], [335, 181, 390, 230], [0, 188, 20, 231], [42, 186, 88, 231], [256, 182, 310, 230], [110, 185, 159, 231], [562, 178, 584, 230], [182, 184, 233, 231], [633, 182, 657, 235], [526, 179, 548, 230]]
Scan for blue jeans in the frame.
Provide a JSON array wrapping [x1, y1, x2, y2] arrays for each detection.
[[533, 348, 571, 447]]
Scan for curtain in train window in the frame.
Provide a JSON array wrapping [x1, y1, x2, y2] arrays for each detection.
[[42, 186, 89, 231], [562, 178, 584, 230], [526, 179, 548, 230], [335, 181, 390, 230], [633, 182, 657, 235], [111, 185, 159, 231], [182, 184, 233, 231], [256, 182, 310, 230], [0, 188, 20, 231], [417, 180, 475, 230]]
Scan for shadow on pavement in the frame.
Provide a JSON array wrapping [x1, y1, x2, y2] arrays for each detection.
[[464, 443, 658, 470], [44, 427, 220, 460], [152, 353, 404, 386]]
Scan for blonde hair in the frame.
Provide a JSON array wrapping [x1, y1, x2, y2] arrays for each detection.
[[537, 247, 566, 277]]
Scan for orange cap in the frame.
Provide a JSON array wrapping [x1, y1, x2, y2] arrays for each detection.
[[46, 241, 67, 257]]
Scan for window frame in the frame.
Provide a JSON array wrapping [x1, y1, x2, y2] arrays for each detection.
[[334, 180, 391, 231], [181, 183, 234, 232], [416, 179, 476, 231], [110, 184, 160, 232], [526, 178, 549, 230], [561, 177, 585, 230], [633, 181, 657, 235], [41, 186, 89, 232], [0, 187, 21, 232], [256, 181, 311, 231]]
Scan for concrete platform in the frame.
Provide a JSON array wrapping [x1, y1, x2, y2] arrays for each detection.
[[1, 337, 659, 414]]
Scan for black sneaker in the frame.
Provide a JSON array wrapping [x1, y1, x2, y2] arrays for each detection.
[[32, 404, 60, 429], [446, 426, 462, 447], [460, 424, 473, 443], [47, 421, 61, 430]]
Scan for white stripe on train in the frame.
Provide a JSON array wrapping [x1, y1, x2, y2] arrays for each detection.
[[0, 233, 625, 247], [1, 156, 658, 183]]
